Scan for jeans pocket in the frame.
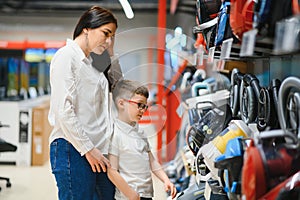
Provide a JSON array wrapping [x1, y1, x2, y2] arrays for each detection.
[[50, 140, 58, 171]]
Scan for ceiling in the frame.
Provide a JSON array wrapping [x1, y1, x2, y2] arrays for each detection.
[[0, 0, 195, 16]]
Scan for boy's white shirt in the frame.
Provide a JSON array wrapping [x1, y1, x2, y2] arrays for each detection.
[[109, 118, 154, 199]]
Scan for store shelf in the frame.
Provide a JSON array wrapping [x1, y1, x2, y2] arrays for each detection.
[[0, 40, 65, 50]]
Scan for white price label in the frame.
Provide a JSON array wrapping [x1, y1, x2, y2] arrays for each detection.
[[240, 29, 258, 57], [220, 38, 233, 59], [208, 46, 215, 63]]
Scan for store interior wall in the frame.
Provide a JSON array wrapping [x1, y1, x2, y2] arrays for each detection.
[[0, 11, 196, 84]]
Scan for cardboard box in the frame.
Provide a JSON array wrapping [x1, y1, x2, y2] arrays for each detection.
[[31, 100, 52, 166]]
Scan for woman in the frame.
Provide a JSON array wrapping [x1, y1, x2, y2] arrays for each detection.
[[48, 6, 118, 200]]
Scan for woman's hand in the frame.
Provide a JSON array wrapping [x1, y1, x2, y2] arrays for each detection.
[[85, 148, 111, 173]]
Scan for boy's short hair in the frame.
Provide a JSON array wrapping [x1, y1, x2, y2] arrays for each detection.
[[112, 79, 149, 105]]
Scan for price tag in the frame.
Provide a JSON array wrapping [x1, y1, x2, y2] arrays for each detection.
[[207, 46, 215, 63], [273, 21, 285, 54], [220, 38, 233, 59], [240, 29, 258, 57], [281, 20, 299, 53], [196, 45, 205, 66]]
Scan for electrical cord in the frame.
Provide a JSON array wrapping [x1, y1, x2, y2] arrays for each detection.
[[278, 76, 300, 147], [240, 74, 261, 124], [230, 68, 244, 118]]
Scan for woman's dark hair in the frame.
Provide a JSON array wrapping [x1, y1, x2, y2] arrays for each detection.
[[73, 6, 118, 39]]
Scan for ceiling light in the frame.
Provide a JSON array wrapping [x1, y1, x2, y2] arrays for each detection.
[[119, 0, 134, 19]]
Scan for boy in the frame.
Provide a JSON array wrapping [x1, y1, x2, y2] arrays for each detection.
[[108, 79, 177, 200]]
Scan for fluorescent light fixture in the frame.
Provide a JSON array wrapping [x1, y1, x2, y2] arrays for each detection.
[[119, 0, 134, 19]]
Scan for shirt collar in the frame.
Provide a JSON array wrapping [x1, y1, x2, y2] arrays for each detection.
[[115, 118, 141, 135], [66, 39, 92, 64]]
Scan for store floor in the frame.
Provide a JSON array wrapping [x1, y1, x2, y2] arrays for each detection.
[[0, 125, 168, 200], [0, 161, 166, 200], [0, 161, 57, 200]]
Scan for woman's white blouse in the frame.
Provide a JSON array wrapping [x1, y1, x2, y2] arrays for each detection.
[[48, 39, 112, 156]]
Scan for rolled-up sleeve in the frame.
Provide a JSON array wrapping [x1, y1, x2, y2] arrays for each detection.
[[108, 58, 123, 89]]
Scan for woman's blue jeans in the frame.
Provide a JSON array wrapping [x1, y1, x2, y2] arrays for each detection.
[[50, 138, 115, 200]]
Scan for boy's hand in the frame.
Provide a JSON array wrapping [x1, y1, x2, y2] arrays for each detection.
[[85, 148, 111, 173], [128, 191, 139, 200], [165, 181, 177, 199]]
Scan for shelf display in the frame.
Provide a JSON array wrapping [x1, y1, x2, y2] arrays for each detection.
[[164, 1, 300, 200], [0, 40, 63, 101]]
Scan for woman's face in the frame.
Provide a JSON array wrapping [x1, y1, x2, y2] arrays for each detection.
[[88, 22, 117, 55]]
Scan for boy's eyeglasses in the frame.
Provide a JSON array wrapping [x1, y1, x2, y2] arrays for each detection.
[[124, 99, 148, 111]]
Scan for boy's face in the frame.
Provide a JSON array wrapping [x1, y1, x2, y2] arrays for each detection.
[[121, 94, 148, 124]]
